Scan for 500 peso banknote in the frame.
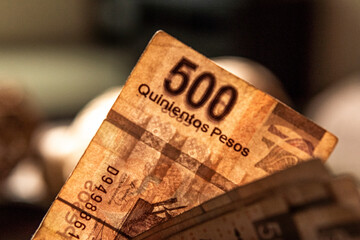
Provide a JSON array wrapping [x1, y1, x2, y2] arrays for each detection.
[[32, 31, 337, 240]]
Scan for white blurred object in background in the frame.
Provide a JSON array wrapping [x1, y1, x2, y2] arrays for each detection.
[[3, 159, 46, 202], [306, 74, 360, 178], [36, 87, 121, 194]]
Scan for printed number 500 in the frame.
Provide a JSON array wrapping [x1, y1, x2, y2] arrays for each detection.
[[164, 57, 238, 121]]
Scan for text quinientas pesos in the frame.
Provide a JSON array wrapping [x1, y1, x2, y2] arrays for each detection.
[[138, 83, 249, 157]]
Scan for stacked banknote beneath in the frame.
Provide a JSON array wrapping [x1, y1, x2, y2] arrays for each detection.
[[134, 159, 360, 239]]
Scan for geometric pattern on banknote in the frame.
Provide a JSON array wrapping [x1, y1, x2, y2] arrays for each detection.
[[148, 116, 174, 138], [107, 109, 236, 192], [120, 198, 187, 237], [252, 102, 323, 176], [255, 122, 316, 173], [271, 103, 325, 142], [255, 143, 303, 174], [268, 124, 315, 156]]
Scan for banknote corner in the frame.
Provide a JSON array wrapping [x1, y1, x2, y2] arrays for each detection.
[[151, 30, 171, 41]]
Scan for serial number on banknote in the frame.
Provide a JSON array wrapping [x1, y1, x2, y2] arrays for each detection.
[[58, 165, 119, 239]]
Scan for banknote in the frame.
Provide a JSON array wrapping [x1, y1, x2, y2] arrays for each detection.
[[32, 31, 337, 240], [136, 170, 360, 240], [295, 205, 360, 240], [135, 159, 331, 239]]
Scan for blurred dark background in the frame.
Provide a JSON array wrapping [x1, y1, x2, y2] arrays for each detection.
[[2, 0, 359, 119], [1, 0, 360, 239]]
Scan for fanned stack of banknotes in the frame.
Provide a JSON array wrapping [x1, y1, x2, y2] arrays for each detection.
[[32, 31, 359, 239], [134, 160, 360, 239]]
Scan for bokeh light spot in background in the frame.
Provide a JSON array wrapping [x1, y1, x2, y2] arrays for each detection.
[[3, 159, 46, 202], [306, 75, 360, 178]]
